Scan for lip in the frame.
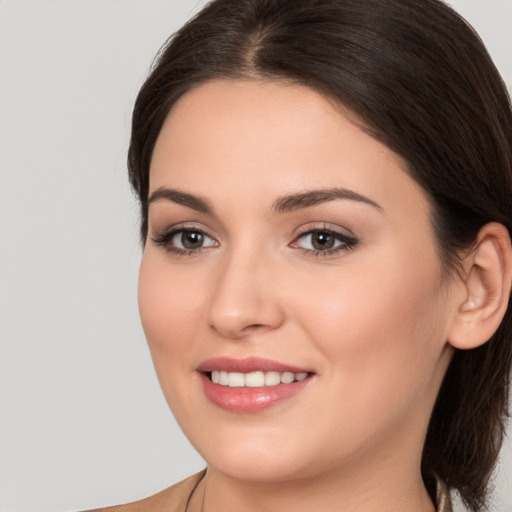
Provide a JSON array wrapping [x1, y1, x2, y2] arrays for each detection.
[[197, 357, 314, 412], [197, 356, 312, 374]]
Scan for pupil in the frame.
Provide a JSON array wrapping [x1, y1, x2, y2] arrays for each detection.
[[312, 231, 334, 250], [182, 231, 204, 249]]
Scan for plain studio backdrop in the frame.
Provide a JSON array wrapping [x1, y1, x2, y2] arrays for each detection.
[[0, 1, 511, 511]]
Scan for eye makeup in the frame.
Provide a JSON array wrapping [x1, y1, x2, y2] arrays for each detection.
[[151, 221, 358, 259], [290, 223, 358, 258], [151, 226, 218, 256]]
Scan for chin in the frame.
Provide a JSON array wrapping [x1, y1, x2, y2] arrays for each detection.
[[188, 428, 315, 482], [207, 454, 309, 483]]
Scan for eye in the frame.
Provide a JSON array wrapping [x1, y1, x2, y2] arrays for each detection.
[[151, 228, 218, 255], [173, 230, 212, 250], [292, 227, 357, 256], [301, 230, 338, 251]]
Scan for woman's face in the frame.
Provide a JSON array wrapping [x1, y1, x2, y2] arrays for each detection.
[[139, 80, 458, 482]]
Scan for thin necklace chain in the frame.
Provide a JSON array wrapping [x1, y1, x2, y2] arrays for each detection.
[[185, 472, 207, 512]]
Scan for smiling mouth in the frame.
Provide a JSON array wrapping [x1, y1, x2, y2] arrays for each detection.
[[206, 370, 311, 387], [199, 358, 314, 411]]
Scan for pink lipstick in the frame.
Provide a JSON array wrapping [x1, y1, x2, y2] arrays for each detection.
[[197, 357, 314, 412]]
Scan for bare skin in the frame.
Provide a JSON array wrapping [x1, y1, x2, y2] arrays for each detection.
[[132, 79, 512, 512]]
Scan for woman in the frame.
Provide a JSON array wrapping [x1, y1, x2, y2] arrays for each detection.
[[94, 0, 512, 510]]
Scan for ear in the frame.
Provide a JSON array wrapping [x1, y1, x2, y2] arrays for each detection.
[[448, 222, 512, 350]]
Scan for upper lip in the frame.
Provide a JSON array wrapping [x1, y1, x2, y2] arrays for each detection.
[[197, 356, 312, 374]]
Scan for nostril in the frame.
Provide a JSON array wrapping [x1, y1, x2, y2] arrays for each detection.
[[242, 323, 266, 331], [208, 321, 271, 338]]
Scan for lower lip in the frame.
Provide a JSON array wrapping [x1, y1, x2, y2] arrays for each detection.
[[200, 373, 312, 412]]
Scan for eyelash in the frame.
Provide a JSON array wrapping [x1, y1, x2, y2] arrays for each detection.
[[291, 225, 358, 258], [151, 226, 217, 256], [151, 225, 358, 258]]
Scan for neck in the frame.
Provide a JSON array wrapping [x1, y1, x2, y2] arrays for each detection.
[[188, 450, 436, 512]]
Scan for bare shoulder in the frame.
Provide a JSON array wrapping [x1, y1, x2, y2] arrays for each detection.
[[81, 471, 206, 512]]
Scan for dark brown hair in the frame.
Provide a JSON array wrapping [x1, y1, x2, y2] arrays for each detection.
[[128, 0, 512, 509]]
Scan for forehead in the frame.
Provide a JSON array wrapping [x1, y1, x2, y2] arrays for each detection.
[[149, 79, 427, 218]]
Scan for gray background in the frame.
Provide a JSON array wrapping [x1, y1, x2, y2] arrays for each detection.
[[1, 1, 511, 511]]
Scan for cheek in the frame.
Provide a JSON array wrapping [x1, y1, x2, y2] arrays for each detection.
[[294, 247, 449, 420], [137, 253, 216, 431], [137, 254, 203, 379]]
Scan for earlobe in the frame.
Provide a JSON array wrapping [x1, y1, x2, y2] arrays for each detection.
[[448, 222, 512, 350]]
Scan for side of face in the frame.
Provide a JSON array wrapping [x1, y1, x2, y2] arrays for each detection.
[[138, 79, 460, 483]]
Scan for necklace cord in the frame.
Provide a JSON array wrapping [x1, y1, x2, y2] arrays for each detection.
[[184, 469, 207, 512]]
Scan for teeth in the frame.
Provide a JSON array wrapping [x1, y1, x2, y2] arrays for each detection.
[[245, 371, 265, 387], [209, 370, 309, 387], [228, 372, 245, 387], [280, 372, 294, 384], [265, 371, 281, 386]]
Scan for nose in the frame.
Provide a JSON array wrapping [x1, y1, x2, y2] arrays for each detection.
[[206, 250, 285, 339]]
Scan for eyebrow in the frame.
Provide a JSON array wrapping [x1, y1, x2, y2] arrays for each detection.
[[147, 186, 382, 215], [272, 187, 383, 214], [148, 187, 214, 214]]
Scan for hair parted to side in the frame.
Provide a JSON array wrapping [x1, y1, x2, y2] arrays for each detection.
[[128, 0, 512, 510]]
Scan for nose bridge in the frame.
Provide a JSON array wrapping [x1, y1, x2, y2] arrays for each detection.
[[206, 239, 284, 339]]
